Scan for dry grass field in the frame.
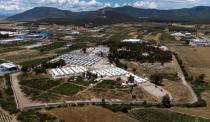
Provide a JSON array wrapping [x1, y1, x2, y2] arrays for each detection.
[[46, 106, 139, 122], [78, 88, 129, 100], [133, 87, 160, 102], [170, 46, 210, 82], [162, 80, 193, 103], [0, 49, 39, 62]]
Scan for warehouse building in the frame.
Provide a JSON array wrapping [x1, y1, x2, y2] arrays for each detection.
[[122, 39, 144, 43], [0, 63, 20, 74], [49, 66, 87, 79]]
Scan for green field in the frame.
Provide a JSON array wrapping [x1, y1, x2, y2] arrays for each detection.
[[95, 80, 125, 89], [19, 78, 61, 91], [51, 83, 84, 96]]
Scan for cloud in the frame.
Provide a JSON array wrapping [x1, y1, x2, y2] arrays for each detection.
[[0, 0, 210, 14], [0, 0, 110, 12], [133, 1, 158, 9]]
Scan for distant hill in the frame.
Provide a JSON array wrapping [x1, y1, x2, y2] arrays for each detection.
[[6, 6, 210, 24], [6, 7, 86, 21], [105, 6, 210, 23]]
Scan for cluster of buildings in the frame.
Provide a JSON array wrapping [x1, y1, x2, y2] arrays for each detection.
[[0, 62, 20, 75], [89, 27, 105, 33], [188, 39, 210, 46], [0, 30, 49, 44], [91, 67, 146, 85], [49, 46, 147, 86], [49, 66, 88, 79]]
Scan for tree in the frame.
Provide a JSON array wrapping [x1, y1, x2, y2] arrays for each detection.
[[21, 66, 29, 72], [116, 77, 121, 82], [127, 75, 135, 99], [150, 74, 163, 85], [161, 95, 171, 108], [82, 48, 87, 53], [197, 74, 205, 82], [128, 75, 134, 84], [102, 98, 106, 107], [133, 68, 137, 73]]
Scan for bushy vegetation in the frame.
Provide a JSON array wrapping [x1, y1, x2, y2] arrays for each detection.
[[17, 110, 56, 122], [150, 74, 163, 85], [20, 78, 61, 91], [160, 33, 176, 43], [174, 53, 193, 81], [33, 59, 66, 74], [0, 34, 9, 39], [102, 104, 131, 113], [96, 80, 124, 89], [168, 26, 196, 32]]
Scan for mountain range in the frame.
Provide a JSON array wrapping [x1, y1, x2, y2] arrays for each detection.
[[5, 6, 210, 25]]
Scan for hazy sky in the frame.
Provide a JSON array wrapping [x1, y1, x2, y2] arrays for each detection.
[[0, 0, 210, 14]]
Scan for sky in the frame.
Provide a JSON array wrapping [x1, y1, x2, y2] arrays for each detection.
[[0, 0, 210, 14]]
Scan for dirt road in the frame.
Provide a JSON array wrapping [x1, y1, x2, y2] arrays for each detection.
[[172, 55, 198, 103]]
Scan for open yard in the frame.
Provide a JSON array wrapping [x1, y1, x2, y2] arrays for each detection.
[[170, 46, 210, 82], [46, 106, 139, 122]]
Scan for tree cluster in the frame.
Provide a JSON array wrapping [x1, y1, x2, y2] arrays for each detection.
[[108, 42, 172, 64], [0, 34, 9, 39]]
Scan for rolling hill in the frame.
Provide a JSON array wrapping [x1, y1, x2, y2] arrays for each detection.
[[6, 6, 210, 24]]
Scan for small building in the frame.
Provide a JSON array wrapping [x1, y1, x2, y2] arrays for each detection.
[[171, 32, 185, 37], [159, 46, 168, 51], [0, 38, 24, 44], [70, 31, 80, 36], [122, 39, 144, 43]]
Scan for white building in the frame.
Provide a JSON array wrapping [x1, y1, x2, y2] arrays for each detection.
[[0, 31, 19, 37], [0, 38, 24, 44], [122, 39, 144, 43], [189, 39, 210, 46], [171, 32, 186, 37]]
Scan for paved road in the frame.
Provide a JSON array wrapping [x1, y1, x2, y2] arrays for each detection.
[[173, 55, 198, 103]]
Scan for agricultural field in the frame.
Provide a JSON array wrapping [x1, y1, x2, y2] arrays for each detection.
[[130, 108, 210, 122], [171, 91, 210, 119], [45, 106, 138, 122], [18, 73, 86, 102], [0, 109, 14, 122]]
